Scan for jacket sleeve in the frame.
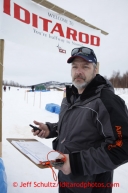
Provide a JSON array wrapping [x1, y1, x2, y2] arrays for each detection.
[[45, 98, 65, 139], [69, 90, 128, 176], [45, 122, 58, 138], [45, 98, 66, 139]]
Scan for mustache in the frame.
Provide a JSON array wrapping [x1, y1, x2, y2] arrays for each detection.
[[73, 75, 85, 80]]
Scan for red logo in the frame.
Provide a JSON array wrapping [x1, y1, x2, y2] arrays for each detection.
[[108, 126, 123, 150], [57, 44, 66, 54]]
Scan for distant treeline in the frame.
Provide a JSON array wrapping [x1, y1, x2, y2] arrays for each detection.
[[108, 71, 128, 88], [3, 71, 128, 89], [2, 80, 25, 88]]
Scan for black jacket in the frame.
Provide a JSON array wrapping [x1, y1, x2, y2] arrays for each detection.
[[46, 74, 128, 193]]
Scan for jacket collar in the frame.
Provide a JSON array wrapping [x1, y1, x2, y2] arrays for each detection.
[[66, 74, 114, 103]]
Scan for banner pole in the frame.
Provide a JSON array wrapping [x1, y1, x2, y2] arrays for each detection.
[[0, 39, 4, 157]]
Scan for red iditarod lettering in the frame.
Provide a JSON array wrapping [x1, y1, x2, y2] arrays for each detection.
[[32, 13, 38, 28], [91, 35, 100, 46], [3, 0, 100, 46], [79, 32, 89, 44], [14, 3, 30, 24], [39, 17, 52, 32], [51, 23, 65, 37], [3, 0, 11, 15], [66, 27, 77, 41]]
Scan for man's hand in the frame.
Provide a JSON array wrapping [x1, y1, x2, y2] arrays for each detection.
[[32, 120, 50, 138], [55, 154, 71, 175]]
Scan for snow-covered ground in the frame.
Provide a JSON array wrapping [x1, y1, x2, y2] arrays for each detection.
[[2, 87, 128, 193]]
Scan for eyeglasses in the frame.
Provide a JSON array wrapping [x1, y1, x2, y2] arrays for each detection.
[[71, 47, 96, 58]]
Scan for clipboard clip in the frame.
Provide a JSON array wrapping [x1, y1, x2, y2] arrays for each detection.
[[51, 158, 65, 167], [40, 150, 66, 181], [40, 158, 65, 167]]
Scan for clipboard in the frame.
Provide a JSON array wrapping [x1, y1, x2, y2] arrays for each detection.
[[6, 138, 64, 169]]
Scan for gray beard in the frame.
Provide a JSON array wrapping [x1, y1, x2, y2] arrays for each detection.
[[72, 81, 89, 90]]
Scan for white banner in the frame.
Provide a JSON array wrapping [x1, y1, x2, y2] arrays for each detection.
[[1, 0, 102, 84], [0, 0, 101, 58]]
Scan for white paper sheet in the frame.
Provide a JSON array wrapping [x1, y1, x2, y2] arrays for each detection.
[[11, 141, 59, 164]]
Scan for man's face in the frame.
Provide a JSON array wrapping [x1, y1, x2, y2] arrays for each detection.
[[71, 57, 97, 93]]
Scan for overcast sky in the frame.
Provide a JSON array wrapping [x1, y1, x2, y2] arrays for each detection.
[[3, 0, 128, 86]]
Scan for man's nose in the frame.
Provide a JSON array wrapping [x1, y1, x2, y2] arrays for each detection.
[[76, 68, 82, 74]]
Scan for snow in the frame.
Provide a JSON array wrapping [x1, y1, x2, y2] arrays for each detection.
[[2, 87, 128, 193]]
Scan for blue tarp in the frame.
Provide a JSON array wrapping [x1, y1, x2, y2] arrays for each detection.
[[0, 158, 7, 193], [45, 103, 60, 114]]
